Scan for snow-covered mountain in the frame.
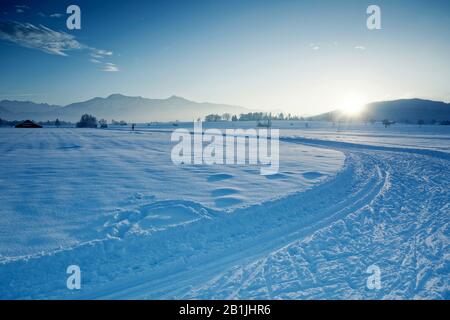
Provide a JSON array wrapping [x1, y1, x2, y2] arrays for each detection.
[[0, 100, 62, 114], [310, 99, 450, 123], [3, 96, 449, 124], [0, 94, 251, 122], [0, 100, 62, 121], [364, 99, 450, 122]]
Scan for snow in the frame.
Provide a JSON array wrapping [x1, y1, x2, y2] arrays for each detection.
[[0, 122, 448, 299]]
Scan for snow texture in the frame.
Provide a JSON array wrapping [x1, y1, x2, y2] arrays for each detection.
[[0, 122, 448, 299]]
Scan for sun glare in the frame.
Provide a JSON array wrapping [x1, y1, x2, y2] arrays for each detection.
[[338, 93, 367, 116]]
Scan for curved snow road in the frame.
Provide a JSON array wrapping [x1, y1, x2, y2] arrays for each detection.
[[94, 138, 448, 300], [81, 151, 387, 299], [177, 138, 450, 300]]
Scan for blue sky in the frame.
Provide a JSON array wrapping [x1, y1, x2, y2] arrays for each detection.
[[0, 0, 449, 115]]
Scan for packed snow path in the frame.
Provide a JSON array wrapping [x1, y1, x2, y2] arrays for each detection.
[[0, 130, 448, 299], [179, 139, 450, 299]]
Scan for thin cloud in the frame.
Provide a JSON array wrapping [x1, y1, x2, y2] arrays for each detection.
[[15, 4, 30, 13], [354, 45, 366, 50], [0, 21, 83, 56], [0, 21, 118, 71], [95, 49, 113, 56], [50, 13, 63, 18], [101, 63, 119, 72], [15, 5, 30, 10]]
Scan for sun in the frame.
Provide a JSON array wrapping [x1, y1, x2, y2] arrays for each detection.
[[338, 93, 367, 116]]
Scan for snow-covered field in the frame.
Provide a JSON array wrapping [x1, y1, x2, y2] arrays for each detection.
[[0, 122, 449, 299]]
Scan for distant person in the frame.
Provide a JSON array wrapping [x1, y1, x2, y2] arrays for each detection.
[[132, 123, 135, 131]]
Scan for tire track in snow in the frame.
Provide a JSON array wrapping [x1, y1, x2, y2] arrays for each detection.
[[180, 141, 449, 299], [69, 150, 388, 299]]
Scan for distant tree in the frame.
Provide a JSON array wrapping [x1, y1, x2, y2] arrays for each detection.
[[99, 119, 108, 128], [55, 118, 61, 127], [417, 119, 425, 126], [76, 114, 98, 128], [431, 119, 437, 125], [231, 115, 238, 122], [382, 119, 391, 128], [441, 120, 450, 125], [205, 114, 221, 122], [221, 113, 231, 121]]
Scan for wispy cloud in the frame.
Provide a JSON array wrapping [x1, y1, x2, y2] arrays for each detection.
[[15, 5, 30, 13], [95, 49, 113, 56], [0, 21, 118, 71], [15, 5, 30, 10], [310, 43, 320, 50], [101, 63, 119, 72], [49, 13, 63, 18], [0, 21, 82, 56], [354, 45, 366, 51]]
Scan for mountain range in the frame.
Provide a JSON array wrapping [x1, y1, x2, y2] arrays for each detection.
[[309, 99, 450, 123], [0, 95, 449, 123], [0, 94, 251, 122]]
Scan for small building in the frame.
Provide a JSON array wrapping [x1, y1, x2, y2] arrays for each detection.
[[15, 120, 42, 128]]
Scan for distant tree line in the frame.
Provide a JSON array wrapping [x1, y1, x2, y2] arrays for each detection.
[[379, 119, 449, 127], [38, 119, 73, 127], [204, 112, 304, 122], [111, 119, 128, 126], [380, 119, 446, 126], [0, 118, 22, 127]]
